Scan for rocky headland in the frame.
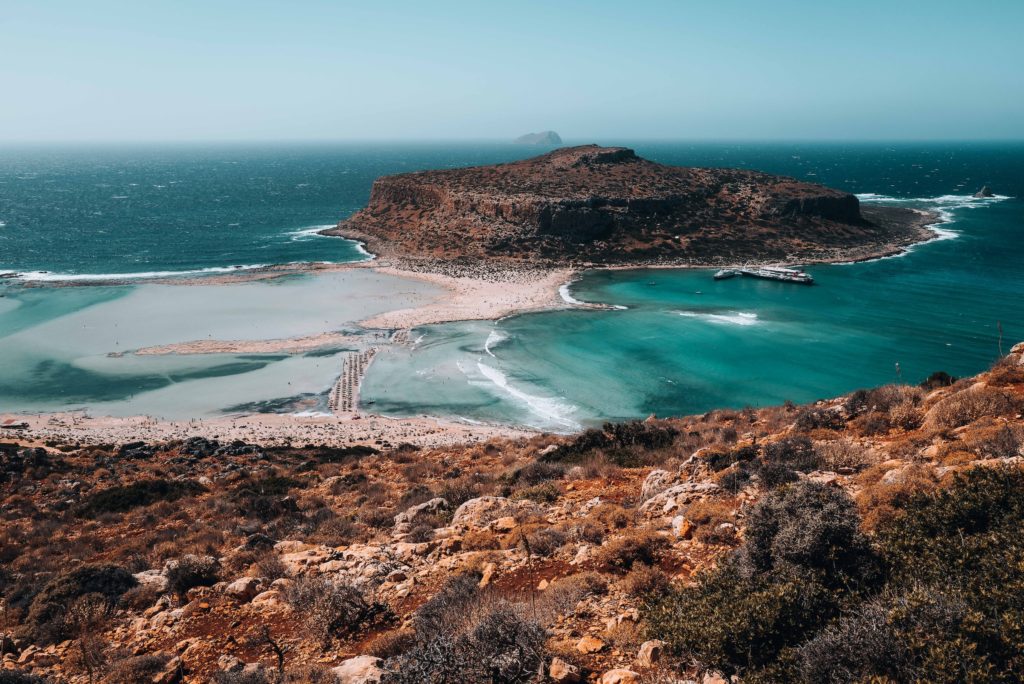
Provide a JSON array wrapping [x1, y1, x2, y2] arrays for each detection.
[[324, 145, 936, 268]]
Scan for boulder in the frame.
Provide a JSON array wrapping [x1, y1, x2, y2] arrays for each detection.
[[641, 469, 674, 501], [134, 569, 169, 592], [639, 482, 720, 516], [974, 186, 994, 198], [575, 635, 605, 654], [600, 669, 640, 684], [331, 655, 385, 684], [394, 497, 449, 525], [549, 656, 582, 683], [637, 639, 665, 667], [452, 496, 524, 527], [224, 577, 262, 603]]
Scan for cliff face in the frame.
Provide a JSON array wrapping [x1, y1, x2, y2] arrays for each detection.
[[330, 145, 927, 264]]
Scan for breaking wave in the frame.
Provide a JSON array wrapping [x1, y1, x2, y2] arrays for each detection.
[[484, 329, 508, 358], [857, 192, 1011, 242], [476, 361, 581, 431], [678, 311, 759, 326]]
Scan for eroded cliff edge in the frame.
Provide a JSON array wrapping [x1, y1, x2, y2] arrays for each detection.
[[324, 145, 935, 266]]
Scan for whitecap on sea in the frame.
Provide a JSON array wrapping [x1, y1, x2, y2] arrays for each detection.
[[678, 311, 759, 326]]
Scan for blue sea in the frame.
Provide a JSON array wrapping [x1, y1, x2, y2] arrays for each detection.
[[0, 142, 1021, 428]]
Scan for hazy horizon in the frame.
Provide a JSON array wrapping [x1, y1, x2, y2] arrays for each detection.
[[3, 0, 1023, 143]]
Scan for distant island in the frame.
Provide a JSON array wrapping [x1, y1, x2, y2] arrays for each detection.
[[513, 130, 562, 145], [324, 145, 936, 266]]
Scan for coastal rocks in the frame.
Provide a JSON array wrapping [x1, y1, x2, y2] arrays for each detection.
[[331, 655, 385, 684], [974, 186, 995, 198], [639, 482, 720, 516]]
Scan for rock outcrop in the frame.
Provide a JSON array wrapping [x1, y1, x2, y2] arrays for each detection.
[[327, 145, 934, 265]]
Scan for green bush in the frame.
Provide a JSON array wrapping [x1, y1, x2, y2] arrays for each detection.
[[74, 479, 204, 517], [643, 468, 1024, 683]]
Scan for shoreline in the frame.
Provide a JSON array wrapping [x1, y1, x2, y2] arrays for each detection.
[[0, 205, 946, 447], [1, 410, 534, 449]]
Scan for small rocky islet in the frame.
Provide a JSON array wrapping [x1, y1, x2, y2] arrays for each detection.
[[324, 144, 936, 267]]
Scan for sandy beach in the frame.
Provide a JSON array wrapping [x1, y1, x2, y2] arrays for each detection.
[[3, 410, 534, 449]]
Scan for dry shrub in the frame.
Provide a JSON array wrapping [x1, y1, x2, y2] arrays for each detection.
[[816, 438, 872, 471], [461, 528, 501, 551], [510, 524, 568, 557], [684, 499, 739, 545], [283, 576, 388, 647], [104, 654, 172, 683], [588, 503, 633, 530], [534, 572, 608, 623], [927, 385, 1017, 429], [365, 628, 417, 659], [118, 583, 163, 611], [569, 519, 606, 545], [596, 528, 669, 573], [620, 565, 672, 599], [856, 464, 940, 531], [961, 424, 1022, 459]]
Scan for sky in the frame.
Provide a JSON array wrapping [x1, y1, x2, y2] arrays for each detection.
[[2, 0, 1023, 142]]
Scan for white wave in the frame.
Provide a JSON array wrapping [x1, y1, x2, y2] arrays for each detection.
[[560, 279, 628, 310], [679, 311, 759, 326], [484, 329, 508, 358], [855, 191, 1011, 247], [292, 410, 333, 417], [287, 224, 337, 242], [558, 281, 585, 305], [0, 221, 6, 228], [476, 361, 581, 431], [10, 264, 270, 282]]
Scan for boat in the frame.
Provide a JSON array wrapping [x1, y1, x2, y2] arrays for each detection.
[[713, 265, 814, 284]]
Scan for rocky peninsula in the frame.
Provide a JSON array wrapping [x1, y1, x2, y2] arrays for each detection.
[[323, 145, 936, 267]]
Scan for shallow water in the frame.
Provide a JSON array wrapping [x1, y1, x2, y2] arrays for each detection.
[[0, 271, 441, 418]]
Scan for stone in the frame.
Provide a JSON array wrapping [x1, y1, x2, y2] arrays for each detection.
[[452, 496, 514, 527], [637, 640, 665, 667], [331, 655, 385, 684], [641, 469, 673, 501], [394, 497, 449, 525], [549, 656, 582, 683], [672, 515, 693, 539], [702, 673, 728, 684], [575, 635, 605, 654], [218, 655, 245, 672], [600, 669, 640, 684], [492, 516, 518, 532], [134, 569, 170, 592], [639, 482, 720, 516], [479, 562, 497, 588], [224, 577, 262, 602], [153, 655, 184, 684], [250, 590, 284, 606]]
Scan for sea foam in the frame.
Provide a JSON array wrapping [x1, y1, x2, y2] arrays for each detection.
[[679, 311, 759, 326], [476, 361, 581, 431]]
